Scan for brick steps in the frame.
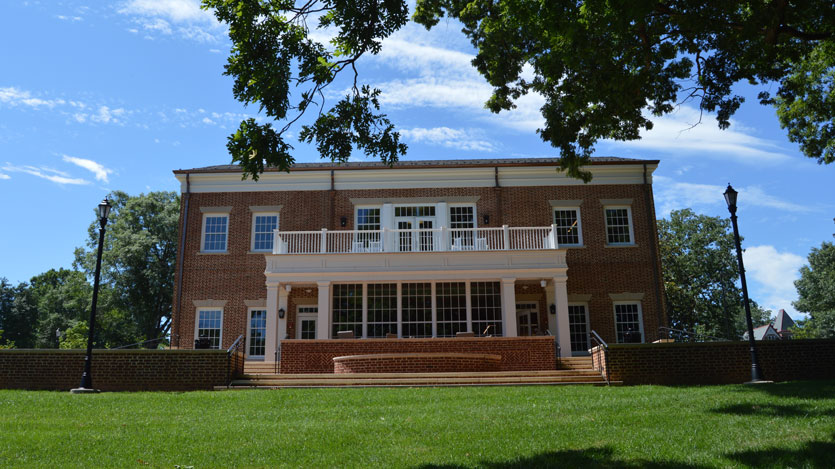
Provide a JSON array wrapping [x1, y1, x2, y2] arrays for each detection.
[[241, 369, 603, 379]]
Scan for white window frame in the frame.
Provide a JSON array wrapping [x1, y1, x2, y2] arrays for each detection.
[[297, 306, 318, 340], [250, 212, 280, 252], [613, 301, 644, 344], [195, 308, 224, 349], [201, 213, 229, 253], [245, 308, 267, 358], [354, 205, 382, 230], [448, 203, 478, 229], [553, 207, 583, 246], [603, 205, 635, 246], [567, 302, 591, 355]]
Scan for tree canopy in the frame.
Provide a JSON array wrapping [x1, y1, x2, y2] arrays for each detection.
[[204, 0, 834, 181], [793, 241, 835, 338], [658, 209, 769, 339]]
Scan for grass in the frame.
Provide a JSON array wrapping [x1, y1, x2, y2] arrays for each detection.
[[1, 381, 834, 468]]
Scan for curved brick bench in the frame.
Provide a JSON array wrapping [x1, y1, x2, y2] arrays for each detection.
[[333, 352, 502, 374]]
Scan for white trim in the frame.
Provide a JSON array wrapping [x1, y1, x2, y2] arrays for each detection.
[[351, 196, 480, 205], [195, 307, 223, 349], [608, 292, 645, 301], [176, 164, 659, 193], [552, 207, 583, 247], [249, 205, 283, 212], [201, 213, 229, 253], [603, 205, 635, 246], [199, 206, 232, 213], [613, 301, 645, 343], [250, 211, 280, 252], [296, 305, 319, 339], [548, 200, 583, 207], [515, 301, 540, 336]]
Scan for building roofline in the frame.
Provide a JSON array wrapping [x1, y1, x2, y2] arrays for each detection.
[[173, 157, 660, 175]]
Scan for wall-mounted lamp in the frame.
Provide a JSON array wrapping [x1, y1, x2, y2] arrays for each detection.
[[483, 214, 490, 225], [285, 285, 292, 293], [278, 308, 285, 319], [340, 216, 347, 227], [540, 279, 547, 288], [549, 304, 556, 315]]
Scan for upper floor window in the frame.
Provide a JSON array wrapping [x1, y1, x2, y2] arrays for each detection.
[[449, 205, 475, 230], [553, 208, 582, 246], [251, 213, 279, 252], [202, 214, 228, 252], [604, 206, 634, 245]]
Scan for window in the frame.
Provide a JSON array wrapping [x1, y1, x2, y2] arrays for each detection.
[[196, 309, 222, 349], [553, 209, 582, 246], [614, 302, 644, 343], [248, 309, 266, 357], [367, 283, 397, 338], [450, 205, 476, 247], [436, 282, 467, 337], [252, 213, 279, 251], [402, 283, 432, 338], [568, 304, 590, 353], [298, 306, 318, 340], [604, 207, 634, 245], [394, 206, 435, 217], [332, 284, 363, 338], [355, 207, 381, 247], [202, 215, 228, 252], [471, 281, 502, 336]]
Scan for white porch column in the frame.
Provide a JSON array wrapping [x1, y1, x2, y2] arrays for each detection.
[[265, 282, 279, 363], [316, 281, 331, 339], [277, 285, 289, 341], [553, 276, 571, 357], [381, 203, 394, 251], [502, 278, 518, 337]]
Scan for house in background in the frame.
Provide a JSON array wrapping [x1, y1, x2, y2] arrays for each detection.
[[773, 309, 795, 339], [743, 324, 783, 341], [170, 157, 667, 366]]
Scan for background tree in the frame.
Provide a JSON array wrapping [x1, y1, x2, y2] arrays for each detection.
[[793, 241, 835, 338], [658, 209, 770, 339], [0, 278, 38, 348], [204, 0, 834, 181], [75, 191, 179, 345]]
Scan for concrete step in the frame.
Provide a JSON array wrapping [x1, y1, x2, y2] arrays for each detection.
[[230, 376, 607, 387], [239, 369, 603, 380]]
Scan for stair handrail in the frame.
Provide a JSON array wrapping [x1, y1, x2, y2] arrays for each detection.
[[589, 330, 610, 386], [226, 334, 245, 388]]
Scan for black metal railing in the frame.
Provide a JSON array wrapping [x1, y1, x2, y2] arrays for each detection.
[[226, 334, 245, 388], [658, 327, 725, 343], [589, 330, 610, 385], [113, 334, 178, 350], [274, 340, 281, 374]]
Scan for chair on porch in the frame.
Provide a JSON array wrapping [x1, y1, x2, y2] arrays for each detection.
[[337, 330, 355, 339]]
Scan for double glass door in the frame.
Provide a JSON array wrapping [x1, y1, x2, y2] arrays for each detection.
[[396, 218, 435, 252]]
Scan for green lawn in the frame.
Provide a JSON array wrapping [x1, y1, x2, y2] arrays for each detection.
[[1, 381, 834, 468]]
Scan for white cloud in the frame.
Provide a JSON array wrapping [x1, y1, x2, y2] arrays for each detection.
[[0, 172, 10, 180], [90, 106, 125, 124], [0, 87, 65, 108], [1, 163, 89, 185], [744, 245, 806, 318], [118, 0, 225, 43], [608, 105, 792, 164], [652, 176, 812, 217], [119, 0, 212, 23], [56, 15, 83, 22], [201, 116, 214, 124], [400, 127, 496, 152], [62, 155, 113, 183]]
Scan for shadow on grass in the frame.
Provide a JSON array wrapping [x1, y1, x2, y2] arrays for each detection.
[[725, 435, 835, 468], [712, 403, 835, 418], [416, 446, 708, 469], [728, 379, 835, 400]]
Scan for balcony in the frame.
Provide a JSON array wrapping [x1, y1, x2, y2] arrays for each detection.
[[272, 225, 560, 255]]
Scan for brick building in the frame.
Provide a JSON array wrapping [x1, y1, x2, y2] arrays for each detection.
[[171, 157, 667, 364]]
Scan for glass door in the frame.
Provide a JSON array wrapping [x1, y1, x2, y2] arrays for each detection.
[[248, 309, 266, 357], [568, 304, 590, 354], [516, 303, 539, 336], [297, 306, 318, 340]]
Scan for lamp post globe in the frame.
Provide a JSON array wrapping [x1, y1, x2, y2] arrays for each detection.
[[724, 185, 765, 383], [71, 197, 111, 394]]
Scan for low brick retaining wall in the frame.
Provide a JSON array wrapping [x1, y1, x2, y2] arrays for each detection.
[[280, 337, 557, 374], [591, 339, 835, 385], [0, 349, 229, 391], [333, 352, 502, 373]]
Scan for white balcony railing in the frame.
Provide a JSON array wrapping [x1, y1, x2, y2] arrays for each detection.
[[272, 225, 560, 255]]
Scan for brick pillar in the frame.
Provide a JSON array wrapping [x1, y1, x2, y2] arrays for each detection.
[[265, 282, 279, 363], [317, 281, 331, 339], [553, 276, 571, 357], [502, 278, 518, 337]]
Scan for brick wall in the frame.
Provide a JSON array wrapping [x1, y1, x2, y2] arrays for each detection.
[[172, 182, 667, 350], [280, 337, 557, 374], [591, 339, 835, 385], [333, 353, 502, 373], [0, 349, 229, 391]]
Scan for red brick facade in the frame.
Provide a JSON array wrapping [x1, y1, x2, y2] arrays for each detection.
[[591, 340, 835, 385], [0, 349, 229, 391], [333, 352, 502, 374], [171, 160, 667, 361], [280, 337, 557, 374]]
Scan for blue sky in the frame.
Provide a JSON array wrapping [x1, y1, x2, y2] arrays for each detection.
[[1, 1, 832, 319]]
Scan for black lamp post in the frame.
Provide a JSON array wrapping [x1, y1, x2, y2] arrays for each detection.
[[71, 197, 112, 394], [723, 185, 765, 383]]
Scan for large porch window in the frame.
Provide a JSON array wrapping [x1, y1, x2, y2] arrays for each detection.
[[329, 280, 503, 338]]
